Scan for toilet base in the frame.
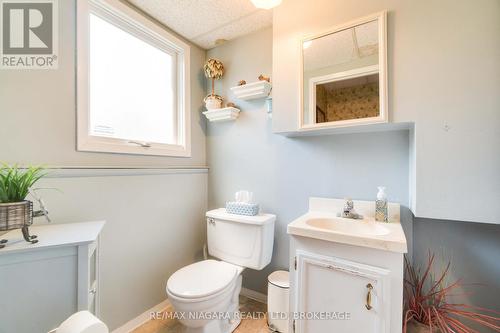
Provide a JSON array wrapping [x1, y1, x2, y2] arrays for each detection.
[[227, 315, 242, 333], [185, 315, 241, 333], [177, 274, 243, 333]]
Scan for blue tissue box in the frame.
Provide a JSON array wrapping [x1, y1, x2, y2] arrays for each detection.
[[226, 202, 259, 216]]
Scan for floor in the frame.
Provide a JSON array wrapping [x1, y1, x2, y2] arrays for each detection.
[[132, 295, 270, 333]]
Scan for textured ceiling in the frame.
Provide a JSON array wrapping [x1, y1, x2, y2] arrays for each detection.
[[127, 0, 273, 49]]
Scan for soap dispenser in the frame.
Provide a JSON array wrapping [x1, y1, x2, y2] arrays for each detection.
[[375, 186, 388, 222]]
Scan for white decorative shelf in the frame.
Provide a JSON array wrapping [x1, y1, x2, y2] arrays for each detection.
[[230, 81, 272, 100], [203, 107, 240, 122]]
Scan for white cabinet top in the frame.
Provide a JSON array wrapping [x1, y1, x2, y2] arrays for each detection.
[[0, 221, 105, 255]]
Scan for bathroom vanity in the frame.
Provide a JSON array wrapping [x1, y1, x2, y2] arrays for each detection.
[[0, 221, 105, 333], [287, 198, 407, 333]]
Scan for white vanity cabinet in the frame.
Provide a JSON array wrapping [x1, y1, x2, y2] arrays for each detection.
[[288, 198, 407, 333], [0, 221, 105, 333], [290, 237, 403, 333], [294, 249, 391, 333]]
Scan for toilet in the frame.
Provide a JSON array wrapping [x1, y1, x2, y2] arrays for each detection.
[[166, 208, 276, 333]]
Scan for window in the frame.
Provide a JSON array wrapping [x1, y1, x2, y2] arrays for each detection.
[[77, 0, 191, 157]]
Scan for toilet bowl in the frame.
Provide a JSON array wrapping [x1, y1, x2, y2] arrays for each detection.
[[166, 209, 276, 333], [167, 260, 244, 333]]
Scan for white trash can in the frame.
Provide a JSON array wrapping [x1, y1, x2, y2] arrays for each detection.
[[267, 270, 289, 333]]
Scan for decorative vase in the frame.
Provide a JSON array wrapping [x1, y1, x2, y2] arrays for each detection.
[[407, 320, 441, 333], [204, 94, 223, 110]]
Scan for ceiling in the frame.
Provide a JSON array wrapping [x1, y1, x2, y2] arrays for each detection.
[[126, 0, 273, 49]]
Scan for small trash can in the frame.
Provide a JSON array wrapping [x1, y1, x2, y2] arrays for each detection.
[[267, 270, 289, 333]]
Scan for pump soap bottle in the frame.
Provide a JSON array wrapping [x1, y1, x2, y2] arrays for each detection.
[[375, 186, 388, 222]]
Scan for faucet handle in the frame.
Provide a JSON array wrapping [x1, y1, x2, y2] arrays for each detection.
[[341, 198, 364, 219], [344, 198, 354, 210]]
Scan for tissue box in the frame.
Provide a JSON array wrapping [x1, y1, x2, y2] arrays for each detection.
[[226, 202, 260, 216]]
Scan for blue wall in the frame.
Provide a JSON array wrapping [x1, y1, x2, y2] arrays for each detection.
[[205, 30, 500, 331], [206, 28, 411, 292], [413, 218, 500, 316]]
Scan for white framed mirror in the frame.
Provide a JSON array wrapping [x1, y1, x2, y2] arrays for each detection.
[[300, 11, 387, 129]]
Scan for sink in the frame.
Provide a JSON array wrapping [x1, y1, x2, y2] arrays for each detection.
[[287, 197, 408, 253], [306, 217, 390, 236]]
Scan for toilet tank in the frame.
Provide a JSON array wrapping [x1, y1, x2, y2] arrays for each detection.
[[206, 209, 275, 270]]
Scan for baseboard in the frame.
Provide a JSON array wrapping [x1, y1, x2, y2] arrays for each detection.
[[241, 287, 267, 304], [111, 299, 170, 333]]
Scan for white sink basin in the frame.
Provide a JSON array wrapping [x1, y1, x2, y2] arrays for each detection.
[[306, 217, 391, 236], [287, 198, 408, 253]]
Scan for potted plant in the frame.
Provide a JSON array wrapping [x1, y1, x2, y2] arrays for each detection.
[[403, 252, 500, 333], [0, 164, 47, 247], [203, 58, 225, 110]]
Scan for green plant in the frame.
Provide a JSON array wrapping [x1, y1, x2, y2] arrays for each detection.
[[0, 164, 46, 203], [403, 252, 500, 332]]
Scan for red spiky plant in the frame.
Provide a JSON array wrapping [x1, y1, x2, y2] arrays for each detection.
[[403, 252, 500, 333]]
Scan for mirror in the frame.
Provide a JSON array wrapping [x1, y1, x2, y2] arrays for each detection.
[[301, 12, 387, 128]]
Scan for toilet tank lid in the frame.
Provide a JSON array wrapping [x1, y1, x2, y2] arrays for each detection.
[[207, 208, 276, 225]]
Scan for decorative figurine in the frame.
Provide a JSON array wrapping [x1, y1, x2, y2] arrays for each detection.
[[258, 74, 270, 82], [204, 58, 225, 110]]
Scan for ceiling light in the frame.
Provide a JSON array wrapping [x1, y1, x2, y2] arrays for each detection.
[[215, 39, 227, 46], [251, 0, 282, 10]]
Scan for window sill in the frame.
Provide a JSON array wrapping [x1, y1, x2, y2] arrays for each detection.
[[77, 137, 191, 157]]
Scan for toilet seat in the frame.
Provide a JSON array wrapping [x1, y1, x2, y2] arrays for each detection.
[[167, 260, 237, 300]]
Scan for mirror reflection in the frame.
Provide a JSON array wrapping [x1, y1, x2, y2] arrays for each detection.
[[302, 19, 380, 125]]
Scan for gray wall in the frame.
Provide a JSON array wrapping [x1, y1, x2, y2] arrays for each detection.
[[207, 22, 500, 330], [206, 28, 411, 293], [37, 170, 208, 330], [413, 218, 500, 332], [0, 0, 208, 330]]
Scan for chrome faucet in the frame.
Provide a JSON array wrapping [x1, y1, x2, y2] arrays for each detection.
[[340, 198, 363, 219], [342, 198, 354, 217]]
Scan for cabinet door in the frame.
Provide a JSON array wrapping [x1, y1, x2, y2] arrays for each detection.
[[77, 239, 100, 316], [294, 251, 390, 333], [87, 241, 98, 315]]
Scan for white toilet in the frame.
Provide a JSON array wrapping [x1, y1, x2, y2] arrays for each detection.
[[166, 208, 276, 333]]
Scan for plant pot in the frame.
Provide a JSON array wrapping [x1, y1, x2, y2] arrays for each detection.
[[0, 201, 38, 246], [0, 201, 33, 231], [407, 320, 442, 333], [204, 94, 223, 110]]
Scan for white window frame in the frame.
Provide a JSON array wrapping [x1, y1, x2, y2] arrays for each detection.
[[77, 0, 191, 157]]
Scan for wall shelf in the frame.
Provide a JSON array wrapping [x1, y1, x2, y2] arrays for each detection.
[[230, 81, 272, 100], [203, 107, 240, 122]]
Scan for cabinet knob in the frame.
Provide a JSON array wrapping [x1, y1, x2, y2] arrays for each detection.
[[365, 283, 373, 310]]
